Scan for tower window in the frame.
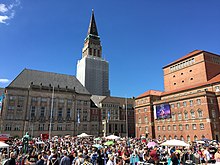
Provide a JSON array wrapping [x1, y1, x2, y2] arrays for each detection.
[[190, 78, 193, 80], [189, 70, 192, 72], [93, 49, 96, 56], [181, 73, 183, 75], [174, 83, 176, 85], [89, 48, 92, 55], [173, 75, 175, 78], [182, 80, 184, 83]]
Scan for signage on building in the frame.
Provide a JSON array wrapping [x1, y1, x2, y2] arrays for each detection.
[[154, 103, 171, 119]]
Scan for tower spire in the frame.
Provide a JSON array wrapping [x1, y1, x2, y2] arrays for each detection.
[[87, 9, 99, 36]]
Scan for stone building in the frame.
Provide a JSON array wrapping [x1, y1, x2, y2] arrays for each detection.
[[0, 69, 99, 137], [135, 50, 220, 141], [91, 95, 135, 137]]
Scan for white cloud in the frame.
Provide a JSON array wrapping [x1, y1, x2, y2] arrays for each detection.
[[0, 15, 9, 24], [0, 4, 8, 13], [0, 79, 10, 83], [0, 0, 20, 24]]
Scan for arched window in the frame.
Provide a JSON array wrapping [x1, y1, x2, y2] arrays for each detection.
[[169, 135, 172, 140], [190, 110, 195, 119], [187, 135, 190, 142], [194, 135, 198, 141], [163, 135, 167, 140], [198, 109, 203, 118], [180, 135, 184, 141], [174, 135, 177, 140]]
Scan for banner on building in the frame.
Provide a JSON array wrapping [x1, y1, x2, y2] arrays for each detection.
[[0, 94, 5, 113], [155, 103, 171, 119]]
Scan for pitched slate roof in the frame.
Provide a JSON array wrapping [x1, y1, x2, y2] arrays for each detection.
[[7, 69, 90, 95]]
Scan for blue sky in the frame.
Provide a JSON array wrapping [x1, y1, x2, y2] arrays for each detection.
[[0, 0, 220, 98]]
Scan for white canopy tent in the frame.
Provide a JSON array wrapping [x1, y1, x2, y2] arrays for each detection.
[[0, 142, 9, 156], [77, 133, 93, 138], [160, 139, 190, 147], [105, 135, 120, 140]]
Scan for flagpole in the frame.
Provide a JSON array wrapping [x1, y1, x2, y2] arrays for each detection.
[[49, 86, 54, 140], [125, 97, 128, 138]]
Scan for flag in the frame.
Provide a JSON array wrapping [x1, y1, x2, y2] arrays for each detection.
[[0, 94, 5, 112], [77, 110, 80, 124], [107, 110, 110, 123]]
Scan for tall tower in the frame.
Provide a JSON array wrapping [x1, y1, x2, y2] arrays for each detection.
[[76, 10, 110, 96]]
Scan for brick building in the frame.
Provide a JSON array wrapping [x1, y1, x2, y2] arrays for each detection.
[[135, 50, 220, 142]]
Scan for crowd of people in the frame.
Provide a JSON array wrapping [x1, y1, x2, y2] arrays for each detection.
[[0, 134, 220, 165]]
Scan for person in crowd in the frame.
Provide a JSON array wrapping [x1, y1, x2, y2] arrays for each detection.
[[170, 152, 179, 165], [122, 147, 130, 165], [129, 150, 139, 165], [59, 150, 71, 165], [106, 154, 114, 165], [149, 146, 159, 164], [215, 148, 220, 163], [4, 152, 16, 165], [74, 152, 84, 165]]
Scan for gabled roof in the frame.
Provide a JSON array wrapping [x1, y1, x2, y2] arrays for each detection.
[[7, 69, 90, 95], [136, 90, 162, 99], [87, 9, 99, 36], [91, 95, 107, 108], [163, 50, 203, 69]]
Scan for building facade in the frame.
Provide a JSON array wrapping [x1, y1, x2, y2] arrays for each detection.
[[0, 69, 100, 138], [135, 50, 220, 142], [91, 95, 135, 137], [76, 10, 110, 96]]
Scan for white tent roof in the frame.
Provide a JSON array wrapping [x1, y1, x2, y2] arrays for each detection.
[[106, 135, 120, 140], [160, 139, 190, 147], [0, 142, 9, 148], [77, 133, 92, 138]]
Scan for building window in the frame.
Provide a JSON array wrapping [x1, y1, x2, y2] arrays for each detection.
[[66, 108, 71, 118], [189, 100, 193, 107], [212, 110, 216, 118], [187, 135, 190, 142], [180, 136, 184, 141], [179, 124, 183, 131], [174, 83, 176, 85], [200, 123, 204, 130], [173, 125, 177, 131], [174, 135, 177, 140], [162, 126, 166, 131], [145, 126, 148, 132], [31, 106, 36, 118], [194, 135, 198, 141], [14, 125, 20, 131], [38, 124, 44, 131], [169, 135, 172, 140], [144, 108, 147, 112], [163, 136, 167, 140], [145, 117, 148, 123], [138, 118, 141, 123], [210, 98, 214, 104], [198, 110, 203, 118], [177, 103, 180, 108], [57, 124, 62, 131], [215, 86, 220, 92], [167, 125, 171, 131], [197, 99, 201, 105], [192, 124, 196, 130], [172, 114, 176, 121], [171, 104, 175, 108], [40, 107, 45, 117], [5, 124, 12, 131], [178, 113, 182, 120], [191, 111, 195, 119], [184, 112, 188, 120], [157, 126, 161, 131], [185, 124, 189, 130]]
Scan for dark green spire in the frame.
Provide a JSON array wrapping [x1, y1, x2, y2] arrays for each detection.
[[87, 9, 99, 36]]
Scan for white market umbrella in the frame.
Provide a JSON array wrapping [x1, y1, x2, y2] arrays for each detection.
[[160, 139, 190, 147], [106, 134, 120, 140], [0, 142, 9, 156], [77, 133, 92, 138]]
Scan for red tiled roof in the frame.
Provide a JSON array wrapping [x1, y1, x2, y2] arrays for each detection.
[[163, 50, 204, 69], [136, 90, 162, 99], [162, 73, 220, 96]]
